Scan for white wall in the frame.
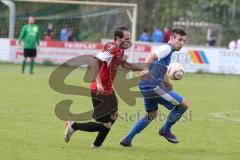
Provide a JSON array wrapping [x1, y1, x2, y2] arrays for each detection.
[[0, 38, 12, 61]]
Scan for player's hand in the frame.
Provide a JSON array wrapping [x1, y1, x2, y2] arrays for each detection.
[[96, 89, 104, 95], [96, 83, 104, 95], [140, 69, 150, 80], [163, 73, 173, 90], [164, 73, 170, 81], [16, 41, 23, 50]]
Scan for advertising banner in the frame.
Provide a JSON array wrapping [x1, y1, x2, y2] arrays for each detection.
[[1, 38, 240, 75]]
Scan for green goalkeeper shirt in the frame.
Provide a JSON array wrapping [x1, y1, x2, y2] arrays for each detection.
[[18, 24, 40, 49]]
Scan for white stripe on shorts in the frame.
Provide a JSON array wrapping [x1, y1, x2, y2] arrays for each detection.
[[153, 86, 180, 106]]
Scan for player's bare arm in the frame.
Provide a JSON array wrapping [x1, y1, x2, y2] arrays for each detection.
[[91, 57, 100, 80], [144, 52, 158, 69], [140, 52, 158, 77], [121, 61, 143, 71], [91, 57, 104, 92], [163, 73, 173, 90]]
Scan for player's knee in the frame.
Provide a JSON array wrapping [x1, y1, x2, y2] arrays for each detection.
[[110, 111, 118, 120], [147, 111, 157, 121], [103, 122, 112, 129], [180, 99, 189, 109]]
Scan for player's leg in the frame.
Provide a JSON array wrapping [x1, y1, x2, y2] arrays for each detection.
[[91, 111, 118, 148], [64, 92, 109, 143], [22, 49, 28, 73], [120, 110, 157, 147], [65, 92, 117, 148], [29, 49, 37, 74], [29, 58, 35, 74], [65, 116, 113, 145], [22, 57, 27, 73], [64, 120, 75, 143], [157, 89, 189, 143], [110, 110, 118, 125], [64, 119, 111, 144], [90, 93, 118, 148], [120, 95, 158, 147], [161, 98, 189, 130]]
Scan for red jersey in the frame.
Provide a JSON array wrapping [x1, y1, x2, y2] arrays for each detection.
[[90, 42, 127, 94]]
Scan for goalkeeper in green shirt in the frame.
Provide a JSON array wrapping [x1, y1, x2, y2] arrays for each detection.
[[18, 16, 40, 74]]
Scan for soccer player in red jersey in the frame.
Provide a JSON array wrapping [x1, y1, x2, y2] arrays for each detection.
[[64, 26, 143, 148]]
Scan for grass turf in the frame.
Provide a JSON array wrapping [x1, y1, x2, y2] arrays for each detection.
[[0, 64, 240, 160]]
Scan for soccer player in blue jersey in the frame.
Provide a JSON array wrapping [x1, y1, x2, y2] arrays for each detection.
[[120, 27, 189, 146]]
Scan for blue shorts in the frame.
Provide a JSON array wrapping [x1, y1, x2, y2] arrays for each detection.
[[139, 85, 183, 112]]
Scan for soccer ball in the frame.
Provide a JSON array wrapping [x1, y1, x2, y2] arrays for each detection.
[[167, 63, 184, 80]]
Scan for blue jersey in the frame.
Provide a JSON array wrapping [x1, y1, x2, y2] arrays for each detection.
[[139, 43, 174, 88], [139, 33, 150, 42], [151, 29, 164, 43]]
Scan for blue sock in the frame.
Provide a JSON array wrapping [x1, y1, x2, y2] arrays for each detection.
[[123, 115, 151, 142], [162, 106, 187, 132]]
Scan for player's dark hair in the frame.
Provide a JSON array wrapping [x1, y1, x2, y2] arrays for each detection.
[[171, 27, 187, 37], [143, 28, 148, 33], [114, 26, 129, 41]]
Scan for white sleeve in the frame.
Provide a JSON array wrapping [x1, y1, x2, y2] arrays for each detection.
[[153, 45, 172, 61], [95, 51, 113, 63]]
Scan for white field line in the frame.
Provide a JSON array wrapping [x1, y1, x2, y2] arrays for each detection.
[[211, 111, 240, 122]]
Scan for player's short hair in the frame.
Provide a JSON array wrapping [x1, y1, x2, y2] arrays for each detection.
[[114, 26, 129, 41], [171, 27, 187, 37], [143, 28, 148, 33], [28, 16, 35, 19]]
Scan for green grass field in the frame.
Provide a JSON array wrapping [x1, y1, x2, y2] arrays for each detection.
[[1, 63, 240, 160]]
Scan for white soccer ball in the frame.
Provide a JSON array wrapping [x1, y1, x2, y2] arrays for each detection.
[[167, 63, 185, 80]]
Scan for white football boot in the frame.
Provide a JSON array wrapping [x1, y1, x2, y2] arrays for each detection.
[[64, 121, 75, 143]]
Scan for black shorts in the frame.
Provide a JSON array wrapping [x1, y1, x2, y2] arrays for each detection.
[[91, 91, 118, 123], [24, 49, 37, 58]]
